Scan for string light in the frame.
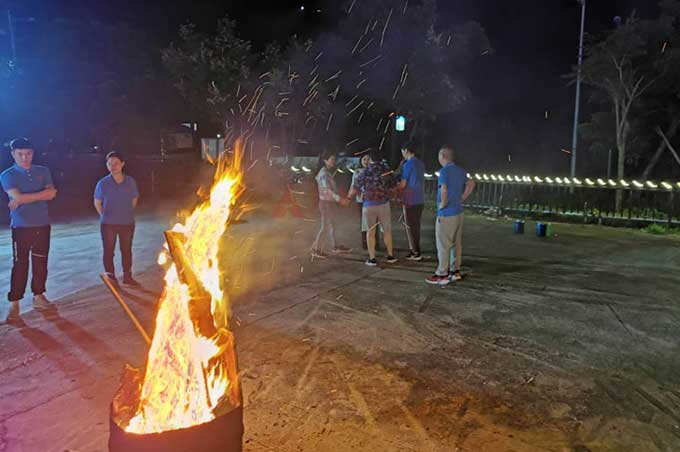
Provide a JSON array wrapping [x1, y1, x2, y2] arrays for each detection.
[[555, 177, 563, 184], [291, 166, 300, 172], [607, 179, 617, 187], [661, 181, 673, 190], [302, 166, 311, 173], [620, 180, 629, 187], [585, 178, 595, 185], [646, 181, 658, 189], [596, 178, 606, 186], [632, 180, 644, 188], [545, 177, 554, 183]]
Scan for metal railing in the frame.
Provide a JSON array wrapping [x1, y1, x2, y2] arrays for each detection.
[[431, 174, 680, 227]]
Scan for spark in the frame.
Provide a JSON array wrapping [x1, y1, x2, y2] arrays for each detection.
[[356, 79, 367, 89], [358, 38, 374, 54], [346, 100, 365, 116], [347, 0, 356, 14], [383, 119, 390, 134], [259, 71, 271, 79], [360, 54, 382, 68], [326, 113, 333, 131], [662, 41, 668, 53], [354, 148, 371, 156], [381, 170, 394, 177], [351, 35, 364, 55], [236, 84, 241, 97], [330, 85, 340, 101], [392, 84, 400, 100], [325, 70, 342, 82], [275, 98, 289, 111], [380, 9, 393, 47], [315, 51, 323, 61], [376, 118, 384, 131], [309, 66, 319, 77], [447, 35, 452, 46], [346, 138, 359, 147], [379, 137, 386, 150], [246, 159, 259, 172], [561, 148, 572, 155], [357, 112, 365, 124], [345, 95, 359, 107], [403, 0, 408, 15], [366, 102, 374, 110]]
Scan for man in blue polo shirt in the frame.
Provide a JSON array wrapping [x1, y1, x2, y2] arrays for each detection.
[[426, 145, 475, 285], [94, 152, 140, 287], [399, 141, 426, 260], [0, 138, 58, 322]]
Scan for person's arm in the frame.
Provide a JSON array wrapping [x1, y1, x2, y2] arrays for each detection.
[[462, 179, 476, 202], [439, 184, 448, 211], [94, 198, 104, 216], [6, 187, 57, 209], [399, 160, 411, 190], [131, 179, 140, 209], [347, 169, 364, 200]]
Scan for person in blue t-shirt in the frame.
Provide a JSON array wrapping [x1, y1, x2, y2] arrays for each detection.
[[94, 152, 140, 287], [426, 146, 475, 286], [399, 142, 426, 260], [0, 138, 57, 321]]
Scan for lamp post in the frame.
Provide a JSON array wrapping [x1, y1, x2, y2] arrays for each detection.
[[7, 10, 16, 63], [570, 0, 586, 179]]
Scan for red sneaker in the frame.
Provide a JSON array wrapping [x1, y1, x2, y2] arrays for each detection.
[[425, 274, 450, 285]]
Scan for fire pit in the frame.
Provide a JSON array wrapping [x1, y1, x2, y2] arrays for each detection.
[[105, 150, 246, 451]]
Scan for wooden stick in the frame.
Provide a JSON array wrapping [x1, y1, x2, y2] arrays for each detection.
[[100, 273, 151, 345]]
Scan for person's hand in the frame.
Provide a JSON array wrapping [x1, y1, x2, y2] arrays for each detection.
[[44, 187, 57, 200], [339, 197, 350, 207], [8, 199, 20, 210]]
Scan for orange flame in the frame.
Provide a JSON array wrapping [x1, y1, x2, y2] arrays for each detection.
[[125, 145, 244, 434]]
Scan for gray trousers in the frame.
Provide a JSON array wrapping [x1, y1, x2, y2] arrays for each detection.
[[313, 201, 337, 251], [435, 214, 464, 276]]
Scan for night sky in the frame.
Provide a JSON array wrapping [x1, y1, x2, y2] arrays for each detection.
[[4, 0, 658, 113], [1, 0, 662, 171]]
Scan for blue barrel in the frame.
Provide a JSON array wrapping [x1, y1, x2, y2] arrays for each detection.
[[536, 222, 547, 237], [513, 220, 525, 234]]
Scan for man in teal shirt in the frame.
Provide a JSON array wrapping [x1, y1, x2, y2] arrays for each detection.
[[426, 146, 475, 285], [0, 138, 57, 322], [399, 142, 426, 260]]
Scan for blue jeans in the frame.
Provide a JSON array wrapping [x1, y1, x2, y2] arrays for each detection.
[[313, 201, 337, 251]]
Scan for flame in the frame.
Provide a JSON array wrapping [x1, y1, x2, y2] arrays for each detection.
[[125, 146, 243, 434]]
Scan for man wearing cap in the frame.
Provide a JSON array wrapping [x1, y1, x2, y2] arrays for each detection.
[[94, 152, 140, 287], [0, 138, 57, 322]]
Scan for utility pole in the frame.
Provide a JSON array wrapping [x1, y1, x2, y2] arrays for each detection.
[[7, 9, 16, 63], [570, 0, 586, 178]]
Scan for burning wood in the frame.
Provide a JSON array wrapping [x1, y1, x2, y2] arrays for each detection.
[[108, 143, 246, 451]]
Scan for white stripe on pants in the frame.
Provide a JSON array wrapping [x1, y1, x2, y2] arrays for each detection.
[[435, 214, 464, 276]]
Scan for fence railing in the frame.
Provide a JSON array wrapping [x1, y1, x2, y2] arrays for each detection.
[[422, 174, 680, 227]]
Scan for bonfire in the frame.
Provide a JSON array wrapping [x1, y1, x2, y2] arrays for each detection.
[[106, 144, 245, 452]]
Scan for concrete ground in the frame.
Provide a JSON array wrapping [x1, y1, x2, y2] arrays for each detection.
[[1, 206, 679, 452]]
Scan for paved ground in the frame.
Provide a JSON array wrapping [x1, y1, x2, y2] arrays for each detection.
[[1, 206, 679, 452]]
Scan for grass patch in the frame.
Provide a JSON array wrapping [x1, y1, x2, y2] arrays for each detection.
[[641, 224, 680, 235]]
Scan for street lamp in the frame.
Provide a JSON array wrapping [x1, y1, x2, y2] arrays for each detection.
[[570, 0, 586, 179], [6, 10, 36, 65]]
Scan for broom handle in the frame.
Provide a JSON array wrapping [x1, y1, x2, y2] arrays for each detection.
[[100, 273, 152, 345]]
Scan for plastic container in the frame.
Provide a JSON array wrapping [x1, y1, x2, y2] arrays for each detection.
[[535, 222, 547, 237], [513, 220, 525, 234]]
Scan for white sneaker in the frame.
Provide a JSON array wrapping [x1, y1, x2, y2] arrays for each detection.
[[5, 302, 20, 323], [32, 294, 52, 310]]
